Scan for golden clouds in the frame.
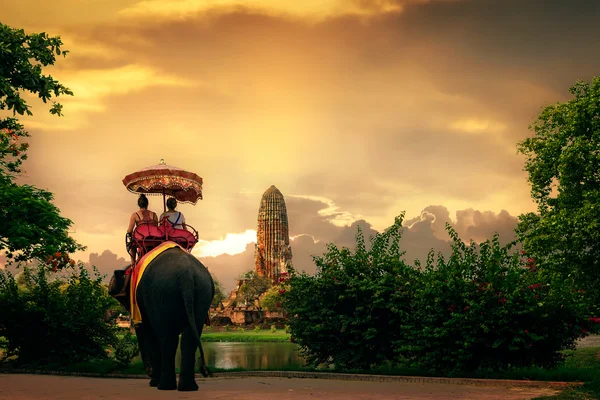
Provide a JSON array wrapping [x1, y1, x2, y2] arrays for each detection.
[[117, 0, 404, 20], [4, 0, 589, 263], [22, 65, 195, 130], [450, 119, 507, 135], [62, 65, 193, 103]]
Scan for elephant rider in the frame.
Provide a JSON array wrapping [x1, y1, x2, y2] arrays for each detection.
[[159, 197, 186, 229], [113, 194, 159, 299], [126, 193, 159, 266]]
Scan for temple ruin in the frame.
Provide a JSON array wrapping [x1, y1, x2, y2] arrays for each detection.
[[210, 185, 293, 326], [254, 185, 293, 284]]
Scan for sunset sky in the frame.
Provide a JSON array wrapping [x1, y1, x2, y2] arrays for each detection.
[[1, 0, 599, 292]]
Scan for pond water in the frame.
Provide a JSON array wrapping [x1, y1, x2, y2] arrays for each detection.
[[135, 342, 306, 370], [196, 342, 307, 370]]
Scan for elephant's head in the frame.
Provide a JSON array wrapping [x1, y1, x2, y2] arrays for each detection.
[[108, 268, 131, 311]]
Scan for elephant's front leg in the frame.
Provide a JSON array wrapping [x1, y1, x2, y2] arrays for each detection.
[[178, 327, 199, 391], [157, 335, 179, 390]]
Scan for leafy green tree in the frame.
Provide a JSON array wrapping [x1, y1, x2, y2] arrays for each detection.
[[283, 214, 418, 370], [211, 275, 226, 307], [237, 270, 271, 305], [0, 22, 83, 265], [516, 76, 600, 308], [260, 284, 286, 312]]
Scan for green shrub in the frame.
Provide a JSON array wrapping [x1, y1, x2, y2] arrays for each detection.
[[260, 286, 285, 311], [283, 214, 597, 373], [284, 325, 291, 334], [397, 226, 595, 373], [254, 326, 261, 332], [270, 325, 277, 333], [111, 332, 138, 368], [224, 324, 230, 331], [283, 214, 417, 370], [0, 263, 119, 366]]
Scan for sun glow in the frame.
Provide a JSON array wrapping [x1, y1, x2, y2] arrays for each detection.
[[192, 229, 257, 258]]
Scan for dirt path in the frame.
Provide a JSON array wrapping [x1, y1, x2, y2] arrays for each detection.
[[0, 374, 560, 400]]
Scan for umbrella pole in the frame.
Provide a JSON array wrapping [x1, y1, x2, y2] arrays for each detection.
[[162, 189, 168, 241]]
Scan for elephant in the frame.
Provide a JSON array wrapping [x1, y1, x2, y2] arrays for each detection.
[[109, 246, 214, 391]]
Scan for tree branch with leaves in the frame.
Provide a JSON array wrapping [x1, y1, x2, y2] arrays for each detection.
[[516, 76, 600, 309], [0, 23, 83, 266]]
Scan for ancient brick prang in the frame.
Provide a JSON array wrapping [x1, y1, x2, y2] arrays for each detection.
[[254, 185, 293, 284]]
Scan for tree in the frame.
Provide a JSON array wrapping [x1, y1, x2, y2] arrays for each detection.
[[211, 275, 226, 307], [237, 270, 271, 305], [260, 273, 289, 312], [516, 76, 600, 308], [0, 23, 83, 265]]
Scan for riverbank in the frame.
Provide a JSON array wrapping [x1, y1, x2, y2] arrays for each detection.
[[201, 328, 290, 342]]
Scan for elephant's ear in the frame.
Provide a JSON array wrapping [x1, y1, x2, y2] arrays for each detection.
[[108, 270, 126, 296]]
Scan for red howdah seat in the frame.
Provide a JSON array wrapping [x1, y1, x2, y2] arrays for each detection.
[[162, 224, 198, 249], [128, 221, 199, 258]]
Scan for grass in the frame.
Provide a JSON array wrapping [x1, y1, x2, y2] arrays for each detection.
[[526, 348, 600, 400], [200, 329, 290, 342]]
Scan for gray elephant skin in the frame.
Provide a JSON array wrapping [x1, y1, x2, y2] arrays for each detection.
[[110, 246, 215, 391]]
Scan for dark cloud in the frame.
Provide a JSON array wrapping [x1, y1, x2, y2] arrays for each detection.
[[83, 250, 129, 281], [395, 0, 600, 119], [454, 208, 519, 246], [199, 243, 256, 295]]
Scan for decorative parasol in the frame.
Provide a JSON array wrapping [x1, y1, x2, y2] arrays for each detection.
[[122, 159, 203, 212]]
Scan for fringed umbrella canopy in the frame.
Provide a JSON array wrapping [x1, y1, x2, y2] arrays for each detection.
[[123, 159, 203, 210]]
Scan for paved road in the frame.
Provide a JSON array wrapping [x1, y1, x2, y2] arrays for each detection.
[[0, 374, 559, 400]]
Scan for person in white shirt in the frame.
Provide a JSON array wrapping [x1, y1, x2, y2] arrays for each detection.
[[159, 198, 186, 230]]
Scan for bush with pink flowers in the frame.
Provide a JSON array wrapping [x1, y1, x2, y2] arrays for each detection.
[[283, 214, 598, 373], [397, 225, 596, 372]]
